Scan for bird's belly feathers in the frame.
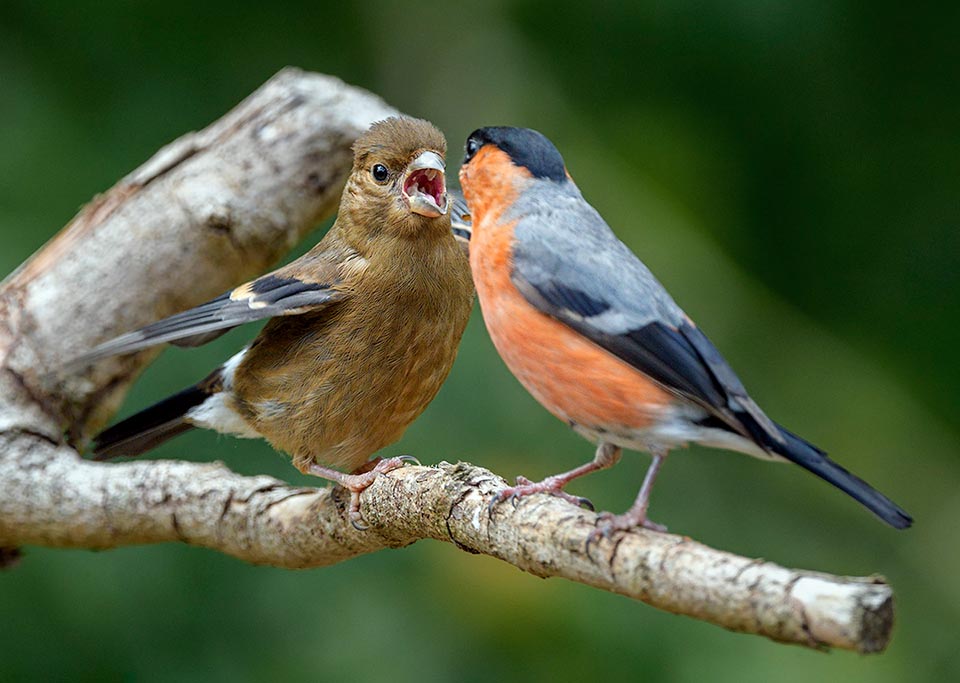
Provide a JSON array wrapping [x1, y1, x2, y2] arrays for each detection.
[[471, 225, 675, 441], [232, 288, 469, 472]]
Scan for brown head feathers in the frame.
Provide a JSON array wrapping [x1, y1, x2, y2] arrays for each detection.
[[343, 117, 451, 242], [352, 117, 447, 170]]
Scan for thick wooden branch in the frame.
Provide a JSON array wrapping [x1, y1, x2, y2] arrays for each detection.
[[0, 438, 894, 653], [0, 68, 896, 655]]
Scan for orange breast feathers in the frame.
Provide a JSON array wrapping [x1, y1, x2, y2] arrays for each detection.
[[462, 149, 674, 434]]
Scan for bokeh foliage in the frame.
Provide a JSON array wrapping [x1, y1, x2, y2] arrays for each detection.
[[1, 1, 957, 681]]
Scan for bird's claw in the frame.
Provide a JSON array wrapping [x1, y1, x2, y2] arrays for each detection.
[[370, 455, 418, 474], [486, 488, 525, 517], [540, 484, 597, 511], [486, 490, 511, 518], [586, 511, 667, 550], [486, 476, 595, 519], [347, 492, 369, 531], [330, 455, 420, 531], [575, 496, 596, 512]]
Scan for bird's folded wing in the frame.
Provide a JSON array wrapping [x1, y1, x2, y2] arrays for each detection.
[[70, 267, 348, 366], [511, 205, 782, 444]]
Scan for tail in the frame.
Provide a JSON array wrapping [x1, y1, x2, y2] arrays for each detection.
[[92, 384, 209, 460], [763, 422, 912, 529]]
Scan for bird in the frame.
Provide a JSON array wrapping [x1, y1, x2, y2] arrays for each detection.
[[75, 117, 475, 526], [458, 125, 911, 534]]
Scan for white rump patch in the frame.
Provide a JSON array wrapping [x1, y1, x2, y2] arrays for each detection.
[[221, 347, 248, 390], [186, 393, 259, 439], [185, 348, 257, 438]]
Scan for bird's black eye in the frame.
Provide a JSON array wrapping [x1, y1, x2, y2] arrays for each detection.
[[371, 164, 389, 183], [464, 137, 481, 162]]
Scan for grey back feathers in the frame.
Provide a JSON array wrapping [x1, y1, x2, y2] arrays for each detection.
[[509, 182, 686, 333]]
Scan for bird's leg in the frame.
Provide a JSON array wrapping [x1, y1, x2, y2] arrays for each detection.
[[593, 450, 668, 539], [309, 455, 418, 530], [489, 442, 622, 515], [349, 454, 421, 476]]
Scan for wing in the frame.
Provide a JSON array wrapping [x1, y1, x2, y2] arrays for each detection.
[[72, 262, 349, 366], [510, 185, 782, 445]]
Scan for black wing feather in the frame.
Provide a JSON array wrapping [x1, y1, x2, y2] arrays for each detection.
[[535, 281, 611, 319], [71, 275, 345, 365], [516, 275, 781, 440], [516, 278, 728, 414], [620, 322, 729, 409]]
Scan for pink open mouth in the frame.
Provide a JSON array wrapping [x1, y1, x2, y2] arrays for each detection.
[[403, 151, 448, 218], [404, 169, 446, 217]]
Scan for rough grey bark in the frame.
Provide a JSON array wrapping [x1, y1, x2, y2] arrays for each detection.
[[0, 68, 896, 654]]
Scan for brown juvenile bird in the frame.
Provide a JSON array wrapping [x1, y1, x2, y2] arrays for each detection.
[[77, 117, 474, 524]]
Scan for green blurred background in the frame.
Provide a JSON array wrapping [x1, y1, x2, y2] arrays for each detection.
[[2, 1, 958, 681]]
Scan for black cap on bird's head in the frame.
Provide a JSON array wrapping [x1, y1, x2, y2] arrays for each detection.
[[463, 127, 567, 183]]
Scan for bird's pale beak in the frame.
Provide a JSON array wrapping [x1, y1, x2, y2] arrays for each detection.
[[403, 151, 448, 218]]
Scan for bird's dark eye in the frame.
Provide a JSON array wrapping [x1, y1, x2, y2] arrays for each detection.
[[371, 164, 389, 183], [464, 138, 481, 162]]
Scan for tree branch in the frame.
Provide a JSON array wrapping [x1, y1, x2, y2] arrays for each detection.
[[0, 68, 896, 655]]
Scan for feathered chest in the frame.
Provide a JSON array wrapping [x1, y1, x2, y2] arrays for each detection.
[[232, 237, 472, 467]]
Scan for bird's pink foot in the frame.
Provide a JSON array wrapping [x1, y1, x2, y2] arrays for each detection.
[[309, 455, 419, 530], [487, 444, 621, 517], [585, 511, 666, 550], [488, 474, 595, 516], [586, 450, 668, 545], [592, 509, 667, 539]]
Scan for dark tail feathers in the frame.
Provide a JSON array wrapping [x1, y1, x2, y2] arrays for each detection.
[[762, 422, 912, 529], [92, 385, 209, 460]]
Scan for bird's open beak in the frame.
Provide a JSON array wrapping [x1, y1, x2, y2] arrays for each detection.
[[403, 151, 448, 218]]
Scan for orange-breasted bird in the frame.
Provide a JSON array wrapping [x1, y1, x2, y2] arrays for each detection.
[[459, 126, 911, 533], [75, 117, 474, 525]]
